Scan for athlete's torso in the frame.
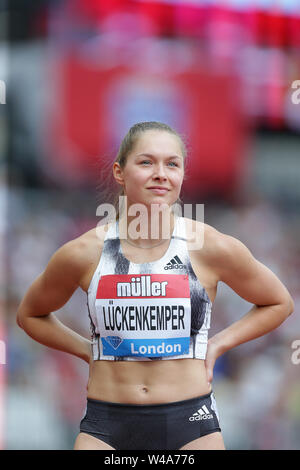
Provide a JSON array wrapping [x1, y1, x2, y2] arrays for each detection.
[[79, 217, 218, 404]]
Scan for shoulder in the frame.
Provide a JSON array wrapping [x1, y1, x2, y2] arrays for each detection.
[[183, 216, 223, 253], [183, 217, 254, 280], [46, 222, 113, 282]]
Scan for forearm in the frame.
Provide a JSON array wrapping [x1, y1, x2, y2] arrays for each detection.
[[19, 313, 91, 363], [210, 302, 293, 356]]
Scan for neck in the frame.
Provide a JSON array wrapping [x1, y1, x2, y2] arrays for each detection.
[[118, 206, 176, 248]]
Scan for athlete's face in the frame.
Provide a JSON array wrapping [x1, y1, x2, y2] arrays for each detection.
[[114, 130, 185, 211]]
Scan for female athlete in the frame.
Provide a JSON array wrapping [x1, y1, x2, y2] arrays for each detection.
[[17, 121, 294, 450]]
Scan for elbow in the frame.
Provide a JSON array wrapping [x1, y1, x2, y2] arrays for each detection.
[[16, 307, 25, 330], [16, 313, 23, 329], [288, 298, 295, 316], [283, 296, 294, 318]]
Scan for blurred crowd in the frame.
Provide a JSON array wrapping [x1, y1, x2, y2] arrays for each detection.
[[4, 184, 300, 450]]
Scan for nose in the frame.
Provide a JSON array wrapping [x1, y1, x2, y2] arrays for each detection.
[[152, 163, 167, 181]]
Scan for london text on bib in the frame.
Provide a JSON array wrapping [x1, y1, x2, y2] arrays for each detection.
[[95, 274, 191, 358]]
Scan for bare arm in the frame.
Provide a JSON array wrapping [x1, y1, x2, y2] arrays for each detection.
[[205, 231, 294, 381], [17, 238, 92, 363]]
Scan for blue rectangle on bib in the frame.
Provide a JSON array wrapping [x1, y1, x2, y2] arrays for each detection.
[[102, 336, 190, 357]]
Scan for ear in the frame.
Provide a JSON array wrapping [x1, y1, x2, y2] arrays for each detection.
[[113, 162, 125, 187]]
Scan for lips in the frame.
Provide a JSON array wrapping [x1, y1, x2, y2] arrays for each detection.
[[147, 187, 169, 191], [147, 187, 170, 194]]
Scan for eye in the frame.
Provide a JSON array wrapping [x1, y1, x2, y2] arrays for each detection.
[[140, 160, 152, 165], [168, 161, 178, 167]]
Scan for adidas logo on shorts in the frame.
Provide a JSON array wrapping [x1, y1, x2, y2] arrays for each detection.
[[189, 405, 213, 421], [164, 256, 186, 270]]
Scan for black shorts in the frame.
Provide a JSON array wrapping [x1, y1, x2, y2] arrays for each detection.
[[79, 391, 221, 450]]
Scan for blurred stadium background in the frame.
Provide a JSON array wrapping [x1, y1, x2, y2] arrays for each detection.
[[1, 0, 300, 449]]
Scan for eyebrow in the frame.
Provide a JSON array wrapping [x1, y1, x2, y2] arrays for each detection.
[[135, 153, 182, 159]]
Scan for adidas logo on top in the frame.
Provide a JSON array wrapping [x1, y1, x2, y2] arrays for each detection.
[[189, 405, 213, 421], [164, 255, 186, 270]]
